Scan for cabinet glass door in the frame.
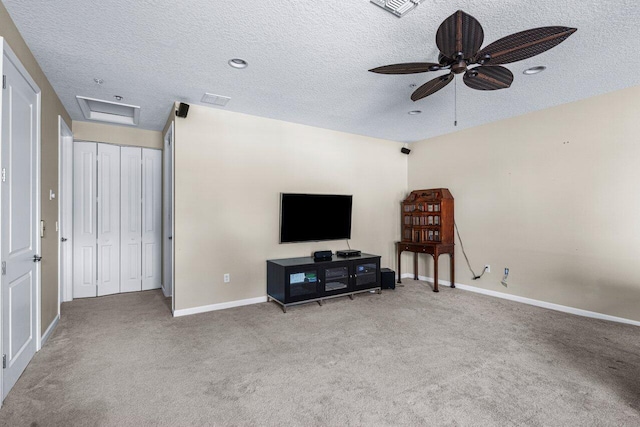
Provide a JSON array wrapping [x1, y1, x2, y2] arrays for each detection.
[[323, 265, 350, 295], [353, 262, 379, 290], [287, 269, 320, 302]]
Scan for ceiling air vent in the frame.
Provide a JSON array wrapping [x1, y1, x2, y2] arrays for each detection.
[[76, 96, 140, 126], [201, 93, 231, 107], [371, 0, 425, 17]]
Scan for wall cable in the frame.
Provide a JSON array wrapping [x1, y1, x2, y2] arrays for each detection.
[[454, 221, 486, 280]]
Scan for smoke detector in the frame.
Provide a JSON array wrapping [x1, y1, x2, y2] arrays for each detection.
[[371, 0, 425, 17], [201, 93, 231, 107]]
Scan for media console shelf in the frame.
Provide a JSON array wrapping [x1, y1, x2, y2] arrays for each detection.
[[267, 254, 381, 313]]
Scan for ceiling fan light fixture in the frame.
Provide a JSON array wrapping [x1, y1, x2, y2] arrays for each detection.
[[228, 58, 248, 69], [523, 66, 546, 75], [369, 10, 575, 101]]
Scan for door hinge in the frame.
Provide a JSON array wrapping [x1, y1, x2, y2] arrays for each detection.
[[2, 354, 6, 369], [1, 261, 5, 275], [2, 75, 6, 90], [1, 168, 5, 182]]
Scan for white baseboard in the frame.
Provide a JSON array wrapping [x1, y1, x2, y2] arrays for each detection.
[[401, 274, 640, 327], [173, 296, 267, 317], [161, 285, 172, 298], [41, 314, 60, 348]]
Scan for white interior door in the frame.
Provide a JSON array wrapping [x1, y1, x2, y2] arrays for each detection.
[[97, 144, 120, 296], [1, 46, 40, 400], [72, 142, 97, 298], [120, 147, 141, 293], [58, 117, 73, 303], [163, 124, 174, 299], [142, 149, 162, 291]]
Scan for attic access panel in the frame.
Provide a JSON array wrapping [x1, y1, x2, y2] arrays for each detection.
[[76, 96, 141, 126]]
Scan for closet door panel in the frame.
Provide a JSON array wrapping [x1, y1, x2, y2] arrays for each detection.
[[142, 149, 162, 290], [120, 147, 142, 293], [97, 143, 121, 296], [73, 142, 97, 298]]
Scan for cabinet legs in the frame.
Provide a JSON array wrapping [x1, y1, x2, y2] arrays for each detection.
[[450, 253, 455, 288], [433, 253, 439, 293], [397, 245, 402, 284]]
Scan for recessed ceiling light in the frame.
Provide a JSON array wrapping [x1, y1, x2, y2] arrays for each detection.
[[523, 66, 546, 75], [408, 110, 422, 115], [94, 78, 104, 85], [228, 58, 248, 69], [114, 95, 123, 101]]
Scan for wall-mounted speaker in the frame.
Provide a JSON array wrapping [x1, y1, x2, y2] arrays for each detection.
[[175, 103, 190, 118], [401, 147, 411, 155]]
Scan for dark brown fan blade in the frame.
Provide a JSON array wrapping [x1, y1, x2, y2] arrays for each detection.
[[475, 27, 577, 65], [369, 63, 441, 74], [411, 73, 454, 101], [436, 10, 484, 60], [463, 66, 513, 91]]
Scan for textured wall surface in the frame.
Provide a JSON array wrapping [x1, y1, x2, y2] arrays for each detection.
[[0, 3, 71, 334], [408, 84, 640, 322], [173, 105, 407, 311], [72, 121, 163, 149], [3, 0, 640, 142]]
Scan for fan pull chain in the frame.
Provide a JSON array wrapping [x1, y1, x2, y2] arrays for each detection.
[[454, 77, 458, 127]]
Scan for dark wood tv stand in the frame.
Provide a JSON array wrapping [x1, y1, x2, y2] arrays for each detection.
[[267, 254, 381, 312]]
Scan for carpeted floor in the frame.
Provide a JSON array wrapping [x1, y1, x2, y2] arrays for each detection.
[[0, 280, 638, 426]]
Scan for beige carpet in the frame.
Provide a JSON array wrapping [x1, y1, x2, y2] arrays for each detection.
[[0, 280, 638, 426]]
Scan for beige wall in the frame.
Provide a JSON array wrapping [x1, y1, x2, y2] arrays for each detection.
[[173, 105, 407, 311], [408, 85, 640, 322], [72, 121, 163, 149], [0, 4, 72, 334]]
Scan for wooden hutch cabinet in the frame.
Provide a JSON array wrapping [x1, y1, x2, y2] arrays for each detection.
[[397, 188, 455, 292]]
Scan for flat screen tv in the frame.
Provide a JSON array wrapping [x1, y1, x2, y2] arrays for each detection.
[[280, 193, 353, 243]]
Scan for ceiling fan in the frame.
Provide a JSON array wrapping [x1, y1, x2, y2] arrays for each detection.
[[369, 10, 577, 102]]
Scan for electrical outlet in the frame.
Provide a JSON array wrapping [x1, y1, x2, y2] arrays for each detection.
[[485, 265, 490, 273], [224, 273, 230, 283]]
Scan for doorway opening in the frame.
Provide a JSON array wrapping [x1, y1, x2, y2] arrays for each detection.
[[163, 122, 174, 315]]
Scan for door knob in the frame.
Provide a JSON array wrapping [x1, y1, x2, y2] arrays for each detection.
[[33, 255, 42, 262]]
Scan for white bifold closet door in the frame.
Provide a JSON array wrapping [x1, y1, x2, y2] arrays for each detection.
[[73, 143, 161, 298], [73, 142, 121, 297], [97, 143, 121, 296], [120, 147, 162, 292], [142, 149, 162, 290], [73, 142, 98, 298], [120, 147, 142, 292]]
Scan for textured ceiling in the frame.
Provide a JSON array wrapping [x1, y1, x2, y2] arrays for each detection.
[[3, 0, 640, 142]]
